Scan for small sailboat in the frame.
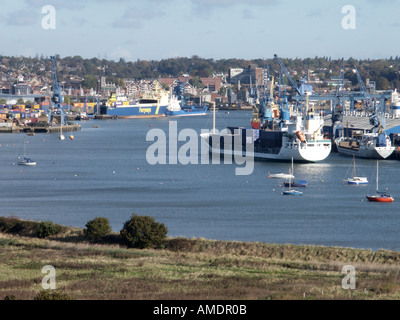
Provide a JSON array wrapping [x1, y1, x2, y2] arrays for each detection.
[[283, 160, 307, 188], [366, 161, 393, 202], [18, 140, 36, 166], [59, 120, 65, 140], [282, 158, 303, 196], [269, 172, 294, 180], [347, 155, 368, 185]]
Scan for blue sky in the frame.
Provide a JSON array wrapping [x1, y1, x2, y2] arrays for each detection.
[[0, 0, 399, 61]]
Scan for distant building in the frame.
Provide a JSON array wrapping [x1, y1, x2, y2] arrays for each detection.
[[13, 82, 32, 95], [228, 65, 264, 86], [100, 76, 116, 96], [200, 77, 222, 92], [227, 88, 237, 103]]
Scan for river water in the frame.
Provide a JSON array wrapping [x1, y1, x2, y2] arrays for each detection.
[[0, 110, 399, 251]]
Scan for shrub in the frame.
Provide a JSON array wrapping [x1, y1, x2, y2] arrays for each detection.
[[120, 214, 167, 249], [34, 290, 73, 300], [37, 221, 61, 239], [84, 217, 111, 241], [0, 217, 40, 236]]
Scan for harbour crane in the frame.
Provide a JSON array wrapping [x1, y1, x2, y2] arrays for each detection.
[[354, 66, 380, 129], [49, 56, 67, 125], [332, 58, 345, 124], [274, 54, 302, 96]]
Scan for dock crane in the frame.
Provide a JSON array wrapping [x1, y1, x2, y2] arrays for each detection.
[[332, 59, 345, 124], [49, 55, 67, 125], [354, 66, 381, 130], [274, 54, 302, 96]]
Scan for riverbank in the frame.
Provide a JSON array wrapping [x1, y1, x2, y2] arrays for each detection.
[[1, 218, 400, 300]]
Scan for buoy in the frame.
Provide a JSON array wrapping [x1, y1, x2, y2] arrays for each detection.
[[70, 135, 74, 140]]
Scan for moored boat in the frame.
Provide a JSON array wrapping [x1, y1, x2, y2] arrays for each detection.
[[165, 95, 208, 117], [201, 106, 331, 163], [335, 131, 395, 160], [366, 161, 394, 202], [281, 158, 303, 196], [18, 157, 36, 166], [100, 91, 169, 119], [346, 155, 368, 185]]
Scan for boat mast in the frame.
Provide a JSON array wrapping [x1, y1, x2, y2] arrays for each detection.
[[376, 161, 379, 193], [289, 157, 293, 189], [213, 103, 216, 134]]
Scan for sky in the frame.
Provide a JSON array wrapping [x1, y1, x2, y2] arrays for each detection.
[[0, 0, 399, 61]]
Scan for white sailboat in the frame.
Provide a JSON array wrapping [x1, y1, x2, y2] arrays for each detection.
[[59, 119, 65, 140], [18, 140, 36, 166], [346, 155, 368, 185], [281, 158, 303, 196]]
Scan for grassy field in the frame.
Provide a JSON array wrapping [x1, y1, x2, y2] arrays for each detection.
[[1, 218, 400, 300]]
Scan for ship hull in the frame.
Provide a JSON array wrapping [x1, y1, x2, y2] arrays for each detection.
[[336, 144, 395, 159], [201, 131, 331, 163], [101, 105, 167, 118], [165, 109, 207, 117], [366, 195, 394, 202]]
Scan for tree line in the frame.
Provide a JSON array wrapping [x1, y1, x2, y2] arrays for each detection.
[[2, 54, 400, 90]]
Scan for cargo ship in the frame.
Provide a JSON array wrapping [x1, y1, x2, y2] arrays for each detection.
[[201, 104, 332, 163], [335, 131, 395, 159], [100, 91, 169, 118], [165, 95, 208, 117]]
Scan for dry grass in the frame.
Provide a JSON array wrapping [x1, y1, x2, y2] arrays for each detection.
[[1, 231, 400, 300]]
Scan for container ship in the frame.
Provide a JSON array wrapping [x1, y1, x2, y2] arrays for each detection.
[[201, 104, 332, 163], [100, 91, 169, 118]]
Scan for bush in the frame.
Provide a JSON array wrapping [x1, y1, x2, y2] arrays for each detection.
[[37, 221, 61, 239], [120, 214, 167, 249], [0, 217, 40, 236], [34, 290, 73, 300], [84, 217, 111, 241]]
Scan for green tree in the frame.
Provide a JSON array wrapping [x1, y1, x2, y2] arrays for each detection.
[[16, 98, 25, 105], [84, 217, 111, 241], [82, 75, 97, 89], [160, 83, 170, 91], [189, 76, 205, 89], [0, 98, 7, 105], [120, 214, 167, 249], [37, 221, 61, 238], [64, 95, 72, 106], [376, 76, 390, 90]]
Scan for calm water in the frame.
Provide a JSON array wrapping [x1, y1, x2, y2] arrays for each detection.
[[0, 110, 399, 251]]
